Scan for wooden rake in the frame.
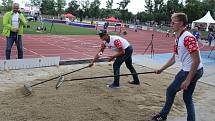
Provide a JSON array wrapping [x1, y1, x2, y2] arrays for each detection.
[[23, 65, 89, 95]]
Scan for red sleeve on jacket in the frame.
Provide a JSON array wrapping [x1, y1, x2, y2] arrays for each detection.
[[114, 39, 123, 48], [173, 45, 177, 54], [173, 39, 178, 54], [184, 36, 199, 53]]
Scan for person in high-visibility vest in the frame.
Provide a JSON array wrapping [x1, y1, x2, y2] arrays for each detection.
[[2, 3, 27, 60]]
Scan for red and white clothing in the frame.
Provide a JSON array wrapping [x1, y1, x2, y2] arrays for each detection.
[[103, 35, 130, 51], [174, 30, 203, 71]]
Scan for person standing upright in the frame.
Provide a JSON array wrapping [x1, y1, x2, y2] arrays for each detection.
[[151, 13, 204, 121], [2, 3, 27, 60], [192, 27, 201, 41], [207, 28, 214, 46]]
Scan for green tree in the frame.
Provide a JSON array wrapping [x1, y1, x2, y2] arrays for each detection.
[[106, 0, 113, 9], [99, 8, 107, 18], [117, 0, 130, 10], [89, 0, 101, 18], [139, 0, 184, 23], [117, 0, 130, 21], [166, 0, 183, 17], [2, 0, 8, 8], [154, 0, 164, 12], [78, 9, 84, 22], [136, 11, 154, 22], [186, 0, 199, 3], [202, 0, 215, 17], [105, 0, 115, 18], [40, 0, 56, 15], [153, 0, 165, 23], [56, 0, 66, 15], [81, 0, 90, 18], [145, 0, 153, 14], [99, 8, 120, 19], [31, 0, 42, 6], [184, 0, 206, 23], [65, 0, 80, 17], [0, 5, 3, 13], [2, 0, 13, 11], [157, 4, 169, 22]]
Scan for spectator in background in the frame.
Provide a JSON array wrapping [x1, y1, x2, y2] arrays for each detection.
[[166, 30, 170, 37], [134, 21, 138, 32], [106, 22, 109, 28], [91, 19, 94, 25], [192, 27, 201, 41], [59, 16, 63, 21], [96, 21, 99, 30], [2, 3, 27, 60], [172, 31, 176, 37], [207, 28, 214, 46], [34, 14, 38, 21], [103, 21, 109, 31], [119, 22, 127, 36]]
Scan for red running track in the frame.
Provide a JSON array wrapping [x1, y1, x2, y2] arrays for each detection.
[[0, 29, 212, 61]]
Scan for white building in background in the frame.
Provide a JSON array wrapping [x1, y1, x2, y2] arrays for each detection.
[[14, 0, 40, 15], [24, 3, 40, 15]]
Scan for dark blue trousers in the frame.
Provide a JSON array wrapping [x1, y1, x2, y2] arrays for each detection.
[[112, 46, 140, 86], [160, 67, 203, 121], [6, 32, 23, 60]]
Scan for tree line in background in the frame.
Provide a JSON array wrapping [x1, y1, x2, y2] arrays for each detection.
[[1, 0, 215, 24]]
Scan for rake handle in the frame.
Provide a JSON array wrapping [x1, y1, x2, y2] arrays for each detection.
[[30, 66, 89, 87], [65, 71, 155, 82]]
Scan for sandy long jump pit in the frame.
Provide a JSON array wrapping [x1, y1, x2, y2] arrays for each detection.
[[0, 63, 213, 121]]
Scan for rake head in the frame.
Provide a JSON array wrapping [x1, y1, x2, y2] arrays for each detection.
[[56, 75, 65, 90], [23, 84, 32, 95]]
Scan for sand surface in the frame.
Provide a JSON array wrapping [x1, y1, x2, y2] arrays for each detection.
[[0, 63, 214, 121]]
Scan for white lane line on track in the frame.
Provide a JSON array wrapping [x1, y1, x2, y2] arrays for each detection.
[[39, 40, 93, 57], [23, 47, 45, 57]]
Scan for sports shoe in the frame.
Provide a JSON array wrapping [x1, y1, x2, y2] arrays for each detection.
[[151, 114, 167, 121], [128, 81, 140, 85], [107, 83, 120, 89]]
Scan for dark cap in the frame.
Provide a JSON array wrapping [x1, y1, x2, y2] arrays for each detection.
[[98, 29, 107, 37]]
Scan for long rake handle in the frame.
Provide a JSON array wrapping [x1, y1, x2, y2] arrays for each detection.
[[65, 71, 155, 82], [30, 66, 89, 87]]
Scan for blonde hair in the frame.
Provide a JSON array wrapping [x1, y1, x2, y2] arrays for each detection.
[[171, 13, 188, 26]]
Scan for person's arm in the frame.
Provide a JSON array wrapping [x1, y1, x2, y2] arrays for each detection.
[[3, 13, 13, 31], [108, 47, 125, 62], [89, 43, 106, 67], [181, 51, 200, 90], [156, 54, 176, 74], [19, 13, 27, 26], [181, 36, 201, 90]]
